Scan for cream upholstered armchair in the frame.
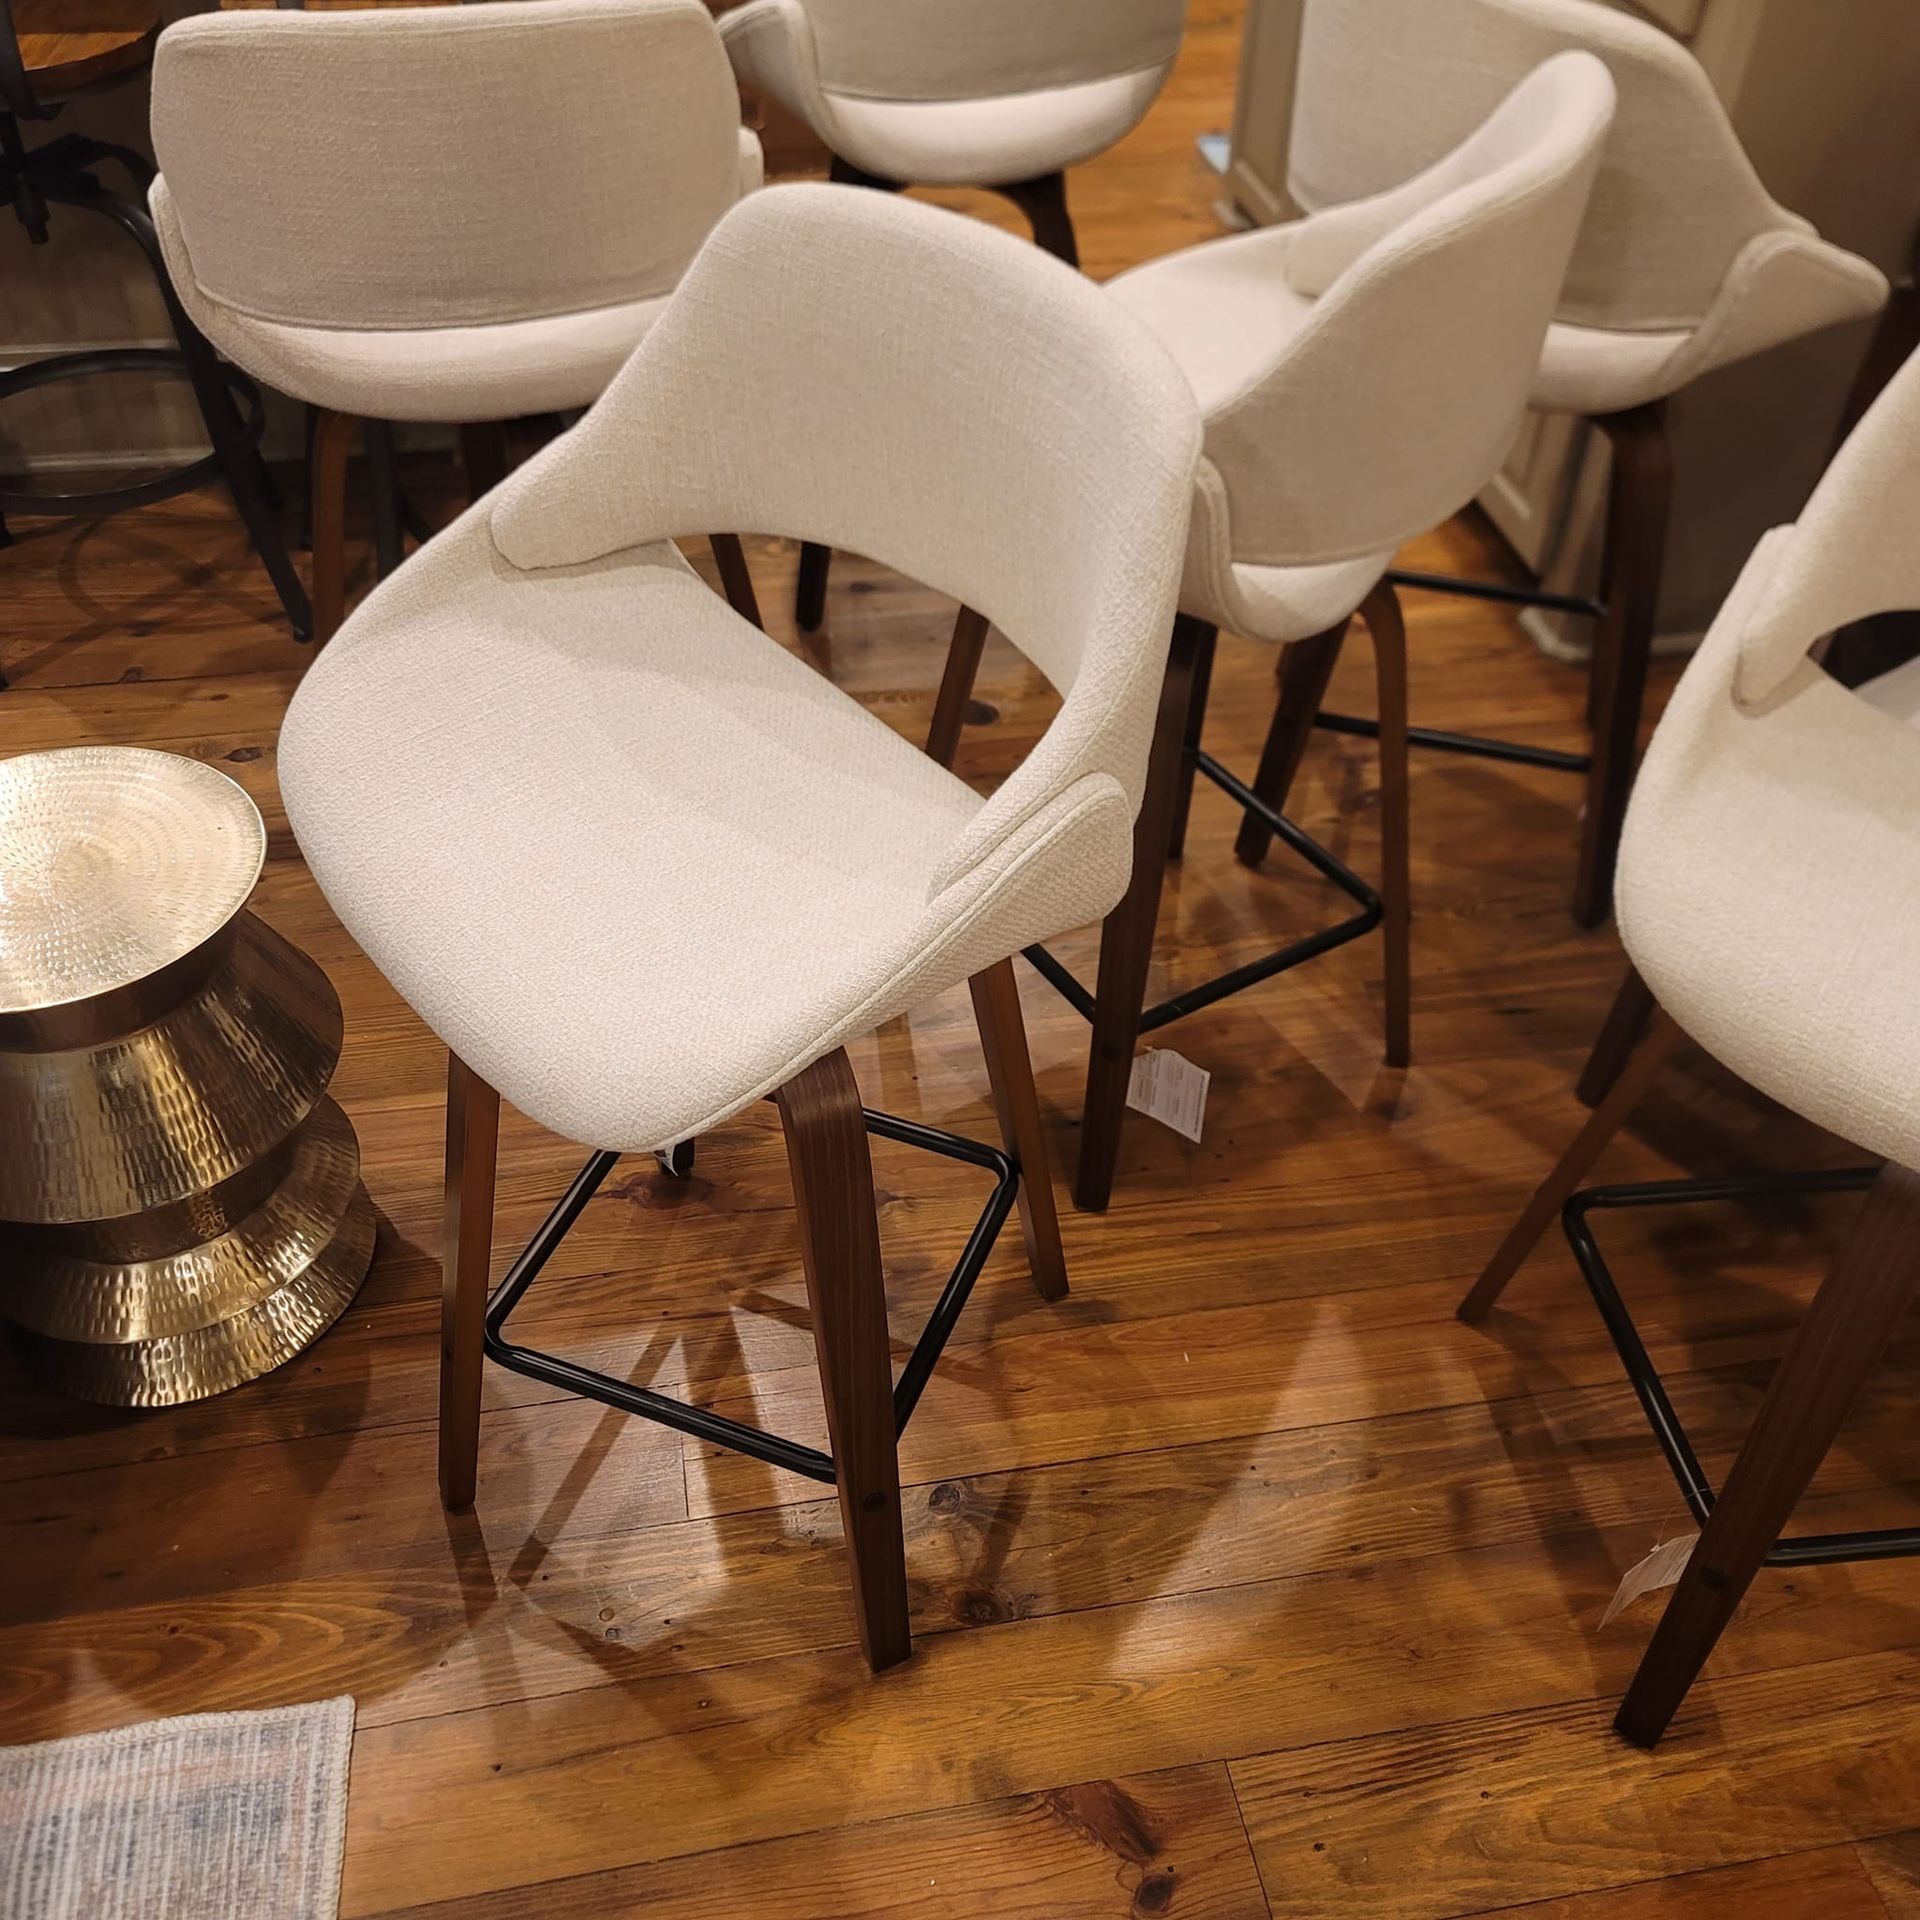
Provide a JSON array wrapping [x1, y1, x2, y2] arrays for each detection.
[[276, 184, 1200, 1670], [928, 52, 1615, 1210], [1288, 0, 1889, 925], [147, 0, 766, 645], [1460, 344, 1920, 1747], [720, 0, 1187, 630]]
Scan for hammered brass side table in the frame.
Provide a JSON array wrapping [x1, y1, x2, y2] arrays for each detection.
[[0, 746, 374, 1405]]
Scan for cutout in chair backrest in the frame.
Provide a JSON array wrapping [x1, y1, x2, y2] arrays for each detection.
[[1736, 347, 1920, 704], [150, 0, 741, 333], [1292, 0, 1793, 333]]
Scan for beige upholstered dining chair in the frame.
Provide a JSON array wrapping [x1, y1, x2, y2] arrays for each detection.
[[146, 0, 766, 644], [276, 183, 1201, 1670], [1288, 0, 1889, 925], [930, 52, 1614, 1210], [1459, 343, 1920, 1747], [719, 0, 1187, 630]]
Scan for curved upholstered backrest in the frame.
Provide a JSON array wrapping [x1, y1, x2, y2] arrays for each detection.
[[491, 184, 1199, 844], [1292, 0, 1794, 333], [1204, 52, 1611, 568], [149, 0, 744, 332], [793, 0, 1184, 102]]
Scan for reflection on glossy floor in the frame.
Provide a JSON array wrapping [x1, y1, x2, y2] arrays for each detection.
[[4, 7, 1920, 1916]]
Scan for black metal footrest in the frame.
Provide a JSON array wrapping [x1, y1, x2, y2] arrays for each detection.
[[1561, 1166, 1920, 1568], [1316, 567, 1602, 775], [1024, 747, 1381, 1032], [483, 1109, 1017, 1487], [0, 349, 266, 519]]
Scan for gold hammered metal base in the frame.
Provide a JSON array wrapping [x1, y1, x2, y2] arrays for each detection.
[[10, 1186, 377, 1407], [0, 747, 375, 1406]]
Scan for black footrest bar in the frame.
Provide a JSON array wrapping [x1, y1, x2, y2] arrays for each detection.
[[482, 1108, 1018, 1487], [1387, 565, 1604, 621], [1313, 710, 1591, 775], [1023, 747, 1381, 1033], [1561, 1166, 1920, 1568]]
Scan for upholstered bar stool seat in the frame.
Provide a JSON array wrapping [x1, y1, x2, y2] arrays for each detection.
[[280, 525, 1011, 1153]]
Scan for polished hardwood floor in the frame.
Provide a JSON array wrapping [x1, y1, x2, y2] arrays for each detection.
[[5, 6, 1920, 1915]]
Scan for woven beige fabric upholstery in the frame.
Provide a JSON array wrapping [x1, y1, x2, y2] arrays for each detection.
[[720, 0, 1183, 186], [277, 186, 1200, 1153], [1291, 0, 1886, 415], [1617, 349, 1920, 1169], [148, 0, 758, 421], [1108, 53, 1613, 642]]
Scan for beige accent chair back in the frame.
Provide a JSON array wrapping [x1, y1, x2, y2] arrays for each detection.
[[1150, 51, 1614, 577], [149, 0, 746, 334], [1291, 0, 1843, 336]]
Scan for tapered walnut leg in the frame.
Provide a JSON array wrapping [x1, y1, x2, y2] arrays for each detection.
[[1232, 618, 1349, 868], [1458, 1009, 1683, 1324], [458, 421, 510, 505], [1074, 614, 1210, 1213], [709, 533, 763, 630], [969, 959, 1069, 1301], [1364, 582, 1412, 1069], [998, 169, 1079, 267], [775, 1048, 910, 1672], [440, 1053, 500, 1513], [1574, 402, 1670, 927], [1577, 965, 1657, 1108], [926, 606, 990, 768], [1165, 620, 1218, 861], [1616, 1161, 1920, 1747], [310, 407, 359, 647]]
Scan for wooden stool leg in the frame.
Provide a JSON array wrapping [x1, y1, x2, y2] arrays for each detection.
[[969, 958, 1068, 1301], [999, 170, 1080, 267], [310, 408, 358, 647], [1577, 965, 1657, 1108], [1232, 619, 1348, 868], [1616, 1162, 1920, 1748], [926, 606, 989, 768], [1362, 582, 1413, 1069], [775, 1048, 911, 1672], [794, 540, 832, 633], [440, 1053, 500, 1513], [459, 422, 510, 505], [1457, 1010, 1682, 1324], [1165, 620, 1218, 861], [1574, 401, 1670, 927], [709, 533, 763, 630], [1074, 614, 1209, 1213]]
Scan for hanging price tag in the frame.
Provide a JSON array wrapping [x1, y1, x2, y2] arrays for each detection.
[[1126, 1048, 1210, 1143], [1599, 1533, 1698, 1630]]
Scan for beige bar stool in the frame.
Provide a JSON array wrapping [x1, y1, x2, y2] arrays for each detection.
[[935, 55, 1615, 1209], [1287, 0, 1889, 926], [276, 184, 1200, 1670], [719, 0, 1186, 632], [1460, 343, 1920, 1747], [146, 0, 766, 645]]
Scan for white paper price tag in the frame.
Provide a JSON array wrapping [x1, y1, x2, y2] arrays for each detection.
[[1599, 1532, 1698, 1630], [1125, 1048, 1210, 1143]]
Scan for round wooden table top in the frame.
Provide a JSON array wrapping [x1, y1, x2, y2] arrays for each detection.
[[13, 0, 159, 99]]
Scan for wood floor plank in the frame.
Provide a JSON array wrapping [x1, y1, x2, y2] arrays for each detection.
[[363, 1762, 1270, 1920], [1229, 1650, 1920, 1920], [332, 1534, 1920, 1915], [1465, 1848, 1890, 1920], [1860, 1831, 1920, 1920]]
